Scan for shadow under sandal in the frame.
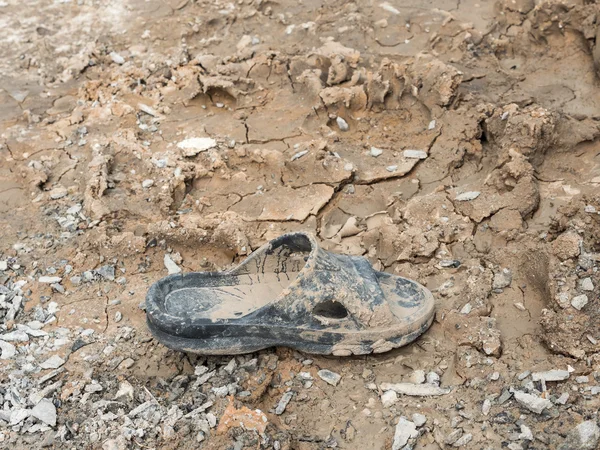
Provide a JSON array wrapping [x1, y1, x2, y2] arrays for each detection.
[[145, 232, 435, 356]]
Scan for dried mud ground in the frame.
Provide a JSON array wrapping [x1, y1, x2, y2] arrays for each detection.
[[1, 0, 600, 449]]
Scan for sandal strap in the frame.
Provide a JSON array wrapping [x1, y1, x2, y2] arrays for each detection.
[[229, 232, 394, 328]]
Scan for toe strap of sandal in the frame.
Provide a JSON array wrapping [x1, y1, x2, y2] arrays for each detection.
[[230, 232, 396, 329]]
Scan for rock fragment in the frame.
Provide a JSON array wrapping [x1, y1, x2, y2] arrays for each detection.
[[572, 294, 589, 311], [381, 390, 398, 408], [95, 265, 115, 281], [109, 52, 125, 64], [49, 186, 68, 200], [392, 417, 418, 450], [403, 149, 428, 159], [128, 401, 157, 418], [318, 369, 341, 386], [40, 355, 66, 370], [551, 231, 581, 261], [177, 137, 217, 156], [531, 370, 570, 382], [164, 254, 182, 275], [0, 340, 16, 359], [291, 150, 308, 161], [10, 409, 30, 425], [513, 390, 552, 414], [453, 433, 473, 447], [39, 276, 62, 284], [409, 370, 426, 384], [555, 393, 569, 405], [114, 381, 135, 402], [336, 117, 349, 131], [455, 191, 481, 201], [216, 402, 268, 434], [519, 424, 534, 441], [412, 413, 427, 427], [558, 421, 600, 450], [370, 147, 383, 157], [0, 330, 29, 342], [30, 399, 57, 427], [380, 382, 451, 396], [580, 277, 594, 291], [482, 399, 492, 415], [275, 391, 294, 415], [493, 268, 512, 290]]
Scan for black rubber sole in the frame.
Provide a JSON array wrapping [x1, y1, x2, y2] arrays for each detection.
[[147, 314, 434, 356]]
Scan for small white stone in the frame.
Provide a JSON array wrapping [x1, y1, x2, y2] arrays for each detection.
[[206, 413, 217, 428], [493, 268, 512, 289], [428, 120, 436, 130], [460, 303, 472, 315], [519, 424, 534, 441], [291, 150, 309, 161], [0, 260, 7, 271], [9, 409, 30, 426], [163, 254, 182, 275], [380, 2, 400, 14], [40, 355, 65, 370], [0, 330, 29, 342], [513, 390, 552, 414], [412, 413, 427, 427], [454, 433, 473, 447], [177, 137, 217, 156], [30, 399, 57, 427], [409, 370, 426, 384], [386, 165, 398, 172], [455, 191, 481, 201], [318, 369, 341, 386], [109, 52, 125, 64], [562, 420, 600, 450], [370, 147, 384, 157], [427, 371, 440, 385], [0, 340, 16, 359], [381, 390, 398, 408], [66, 204, 82, 215], [49, 186, 68, 200], [114, 381, 135, 401], [336, 116, 349, 131], [39, 276, 62, 284], [584, 205, 596, 213], [142, 179, 154, 189], [380, 382, 451, 396], [532, 369, 570, 382], [482, 399, 492, 415], [572, 294, 589, 311], [580, 278, 594, 291], [392, 417, 418, 450], [403, 149, 428, 159]]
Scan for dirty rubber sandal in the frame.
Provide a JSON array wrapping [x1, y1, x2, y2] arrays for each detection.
[[145, 232, 435, 356]]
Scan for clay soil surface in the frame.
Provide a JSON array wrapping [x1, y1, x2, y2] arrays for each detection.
[[1, 0, 600, 448]]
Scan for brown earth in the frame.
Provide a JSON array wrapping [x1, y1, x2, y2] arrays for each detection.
[[1, 0, 600, 449]]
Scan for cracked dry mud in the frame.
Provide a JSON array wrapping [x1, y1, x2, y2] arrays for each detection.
[[1, 0, 600, 449]]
